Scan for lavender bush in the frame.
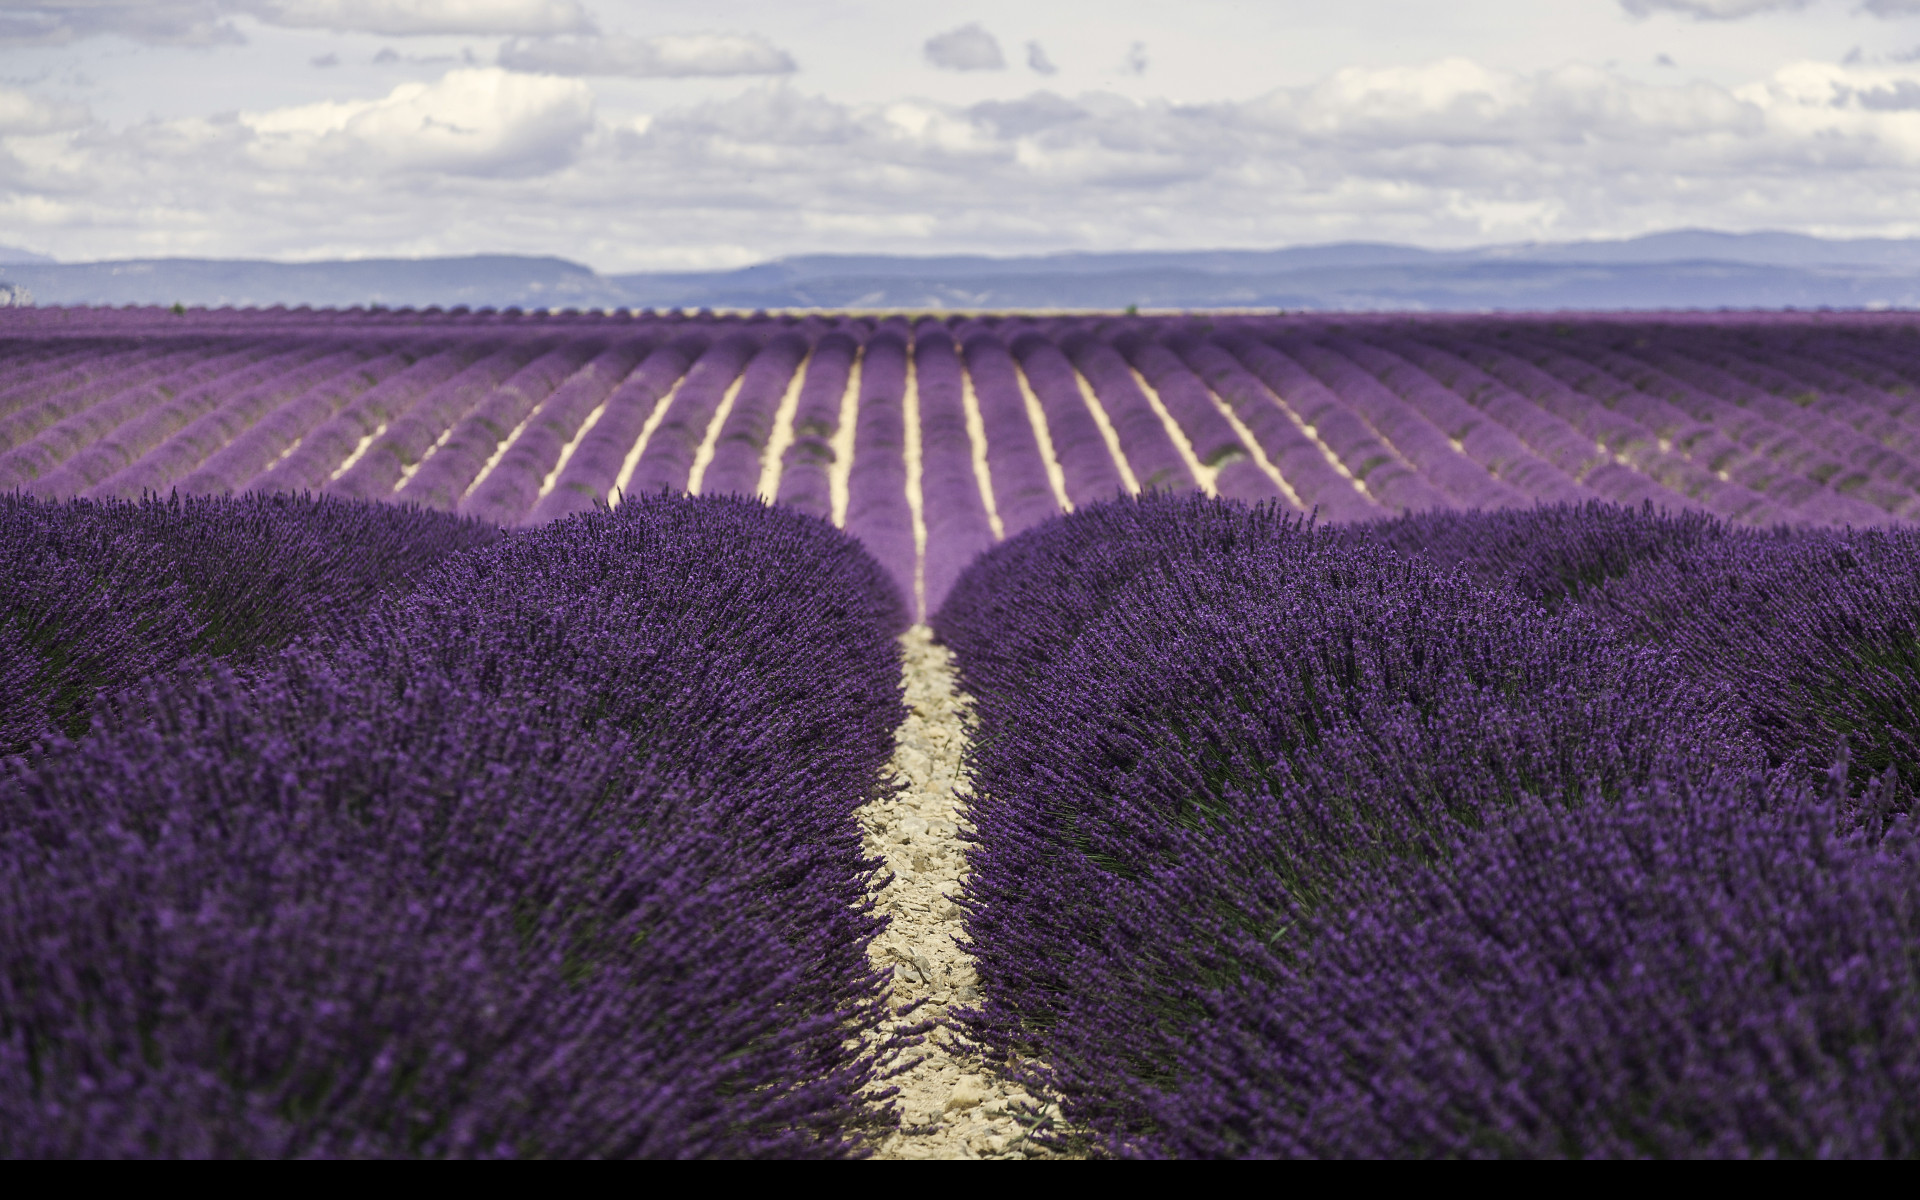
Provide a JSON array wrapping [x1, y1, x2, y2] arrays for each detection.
[[1, 493, 909, 1157], [0, 496, 199, 756]]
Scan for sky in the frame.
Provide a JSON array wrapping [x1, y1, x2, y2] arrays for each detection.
[[3, 0, 1920, 271]]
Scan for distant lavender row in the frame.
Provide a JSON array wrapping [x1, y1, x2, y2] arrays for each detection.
[[5, 309, 1920, 624], [934, 496, 1920, 1157], [1, 492, 910, 1157]]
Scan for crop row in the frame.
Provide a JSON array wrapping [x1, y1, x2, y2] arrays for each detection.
[[6, 309, 1920, 615], [1, 491, 909, 1157], [935, 495, 1920, 1157]]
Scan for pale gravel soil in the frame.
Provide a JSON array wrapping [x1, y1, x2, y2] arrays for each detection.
[[860, 626, 1076, 1160]]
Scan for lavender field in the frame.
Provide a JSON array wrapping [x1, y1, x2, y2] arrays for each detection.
[[3, 306, 1919, 1157], [5, 306, 1920, 617]]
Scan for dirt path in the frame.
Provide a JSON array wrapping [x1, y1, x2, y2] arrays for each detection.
[[860, 626, 1070, 1160]]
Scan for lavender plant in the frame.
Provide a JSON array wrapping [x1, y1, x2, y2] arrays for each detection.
[[1, 493, 909, 1157]]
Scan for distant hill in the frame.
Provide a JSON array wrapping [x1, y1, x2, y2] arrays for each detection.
[[6, 231, 1920, 311], [0, 255, 628, 310]]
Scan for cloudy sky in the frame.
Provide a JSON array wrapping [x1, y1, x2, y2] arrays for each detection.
[[3, 0, 1920, 270]]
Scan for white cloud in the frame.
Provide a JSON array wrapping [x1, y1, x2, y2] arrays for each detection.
[[14, 57, 1920, 267], [257, 0, 593, 36], [243, 67, 592, 175], [1027, 41, 1057, 75], [924, 24, 1004, 72], [0, 0, 593, 45], [499, 33, 795, 77]]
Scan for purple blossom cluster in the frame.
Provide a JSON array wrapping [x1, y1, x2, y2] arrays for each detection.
[[934, 494, 1919, 1158], [1, 492, 909, 1156]]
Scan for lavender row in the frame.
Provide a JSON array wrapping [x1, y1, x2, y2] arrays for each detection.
[[327, 343, 550, 501], [1508, 334, 1894, 524], [1059, 329, 1196, 493], [457, 341, 653, 526], [625, 334, 761, 496], [241, 347, 477, 495], [934, 495, 1920, 1157], [955, 324, 1061, 536], [2, 492, 910, 1156], [842, 325, 916, 613], [89, 346, 392, 500], [38, 343, 345, 501], [527, 335, 705, 523], [0, 342, 278, 493], [915, 330, 996, 616], [699, 332, 810, 498], [1005, 328, 1130, 507], [773, 331, 860, 519]]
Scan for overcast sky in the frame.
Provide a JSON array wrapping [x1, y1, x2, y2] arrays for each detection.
[[4, 0, 1920, 270]]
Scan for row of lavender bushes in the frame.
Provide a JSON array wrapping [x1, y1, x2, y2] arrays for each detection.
[[934, 496, 1920, 1157], [2, 490, 911, 1156]]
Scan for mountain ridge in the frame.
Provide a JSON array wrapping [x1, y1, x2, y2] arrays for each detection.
[[6, 231, 1920, 311]]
